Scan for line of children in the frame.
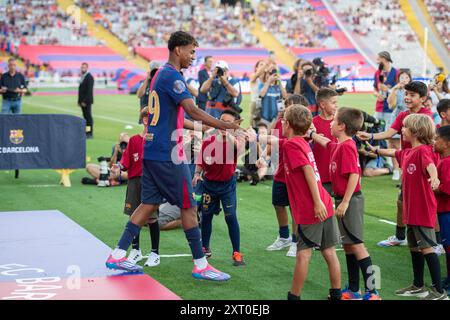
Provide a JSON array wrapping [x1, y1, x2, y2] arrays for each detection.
[[111, 107, 160, 267], [366, 114, 448, 300]]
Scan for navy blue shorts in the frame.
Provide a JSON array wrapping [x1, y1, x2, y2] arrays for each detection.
[[202, 176, 237, 216], [272, 180, 290, 207], [438, 212, 450, 246], [141, 160, 196, 209]]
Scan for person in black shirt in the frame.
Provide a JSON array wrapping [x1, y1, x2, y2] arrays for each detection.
[[0, 58, 27, 114], [78, 62, 95, 138]]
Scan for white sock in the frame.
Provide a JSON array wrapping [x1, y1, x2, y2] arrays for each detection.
[[111, 248, 126, 260], [194, 257, 208, 270]]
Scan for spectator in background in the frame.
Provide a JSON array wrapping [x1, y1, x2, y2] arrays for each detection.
[[259, 63, 288, 125], [373, 51, 398, 122], [137, 61, 161, 123], [0, 58, 27, 114], [197, 56, 213, 111], [429, 73, 450, 124], [78, 62, 95, 138], [249, 60, 266, 128], [200, 60, 241, 119], [387, 69, 412, 180]]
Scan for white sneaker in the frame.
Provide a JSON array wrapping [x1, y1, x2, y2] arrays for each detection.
[[392, 170, 400, 181], [433, 244, 445, 256], [286, 242, 297, 257], [127, 249, 143, 264], [377, 235, 407, 247], [266, 236, 292, 251], [144, 252, 160, 267]]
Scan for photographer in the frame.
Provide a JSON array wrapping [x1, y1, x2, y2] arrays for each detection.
[[373, 51, 398, 122], [259, 63, 288, 124], [429, 73, 450, 124], [285, 58, 304, 95], [299, 61, 320, 115], [200, 60, 241, 119], [82, 132, 130, 186]]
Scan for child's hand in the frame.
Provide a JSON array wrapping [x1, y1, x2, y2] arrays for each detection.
[[356, 131, 371, 141], [314, 200, 328, 222], [336, 201, 349, 218], [429, 177, 440, 191], [364, 141, 378, 153], [192, 174, 203, 187]]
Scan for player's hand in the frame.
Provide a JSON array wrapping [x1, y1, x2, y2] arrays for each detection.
[[356, 131, 371, 141], [314, 200, 328, 222], [335, 201, 349, 219], [192, 174, 203, 187], [0, 87, 6, 93], [429, 177, 440, 191]]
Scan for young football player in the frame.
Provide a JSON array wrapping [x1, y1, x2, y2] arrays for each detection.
[[311, 107, 381, 300], [367, 114, 447, 300], [437, 99, 450, 128]]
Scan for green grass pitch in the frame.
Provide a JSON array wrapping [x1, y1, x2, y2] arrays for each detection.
[[0, 92, 443, 300]]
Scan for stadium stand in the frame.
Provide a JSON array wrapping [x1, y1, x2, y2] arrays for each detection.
[[74, 0, 258, 49], [423, 0, 450, 51], [328, 0, 435, 75], [257, 0, 338, 48], [0, 0, 100, 47]]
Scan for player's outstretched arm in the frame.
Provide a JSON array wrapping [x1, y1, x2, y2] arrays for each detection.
[[364, 142, 396, 158], [181, 98, 241, 131], [309, 131, 331, 148]]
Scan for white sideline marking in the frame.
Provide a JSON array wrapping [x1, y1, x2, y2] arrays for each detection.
[[23, 101, 136, 125], [142, 254, 192, 258], [27, 184, 59, 188], [379, 219, 397, 226]]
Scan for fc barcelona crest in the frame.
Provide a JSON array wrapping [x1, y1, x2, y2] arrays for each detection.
[[10, 129, 24, 144]]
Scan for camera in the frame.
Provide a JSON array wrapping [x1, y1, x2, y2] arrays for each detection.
[[335, 87, 347, 95], [119, 141, 128, 152], [304, 68, 314, 77], [97, 156, 111, 187], [270, 69, 277, 75], [216, 67, 224, 78]]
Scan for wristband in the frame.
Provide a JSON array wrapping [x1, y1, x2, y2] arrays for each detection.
[[375, 148, 379, 155], [371, 133, 374, 140]]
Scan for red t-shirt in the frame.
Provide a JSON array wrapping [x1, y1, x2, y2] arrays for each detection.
[[395, 145, 439, 227], [283, 136, 334, 225], [120, 134, 144, 179], [390, 107, 433, 150], [312, 116, 337, 183], [437, 156, 450, 213], [327, 139, 362, 197], [198, 135, 239, 181], [273, 118, 287, 183]]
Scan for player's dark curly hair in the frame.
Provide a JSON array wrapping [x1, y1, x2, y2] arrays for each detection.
[[168, 31, 199, 52]]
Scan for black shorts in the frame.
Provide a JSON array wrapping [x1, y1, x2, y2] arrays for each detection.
[[272, 180, 289, 207], [124, 177, 141, 216]]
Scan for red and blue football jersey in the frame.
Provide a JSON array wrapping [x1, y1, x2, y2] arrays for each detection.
[[144, 63, 193, 162]]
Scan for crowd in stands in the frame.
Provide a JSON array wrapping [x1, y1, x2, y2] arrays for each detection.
[[329, 0, 435, 76], [424, 0, 450, 51], [0, 0, 100, 48], [75, 0, 258, 50], [257, 0, 337, 48]]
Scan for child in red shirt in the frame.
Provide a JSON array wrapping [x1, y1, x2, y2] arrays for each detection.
[[111, 107, 160, 267], [193, 110, 246, 266], [310, 107, 381, 300], [437, 99, 450, 128], [282, 105, 342, 301], [368, 114, 447, 300], [312, 88, 339, 195], [433, 125, 450, 295], [357, 81, 433, 247]]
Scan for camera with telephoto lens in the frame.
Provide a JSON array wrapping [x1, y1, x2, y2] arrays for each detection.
[[304, 68, 314, 77], [216, 67, 224, 78], [97, 156, 111, 187]]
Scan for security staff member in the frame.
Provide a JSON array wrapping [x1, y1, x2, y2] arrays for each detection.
[[0, 58, 27, 114], [78, 62, 95, 138]]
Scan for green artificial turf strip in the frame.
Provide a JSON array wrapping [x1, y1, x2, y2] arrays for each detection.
[[0, 92, 443, 300]]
